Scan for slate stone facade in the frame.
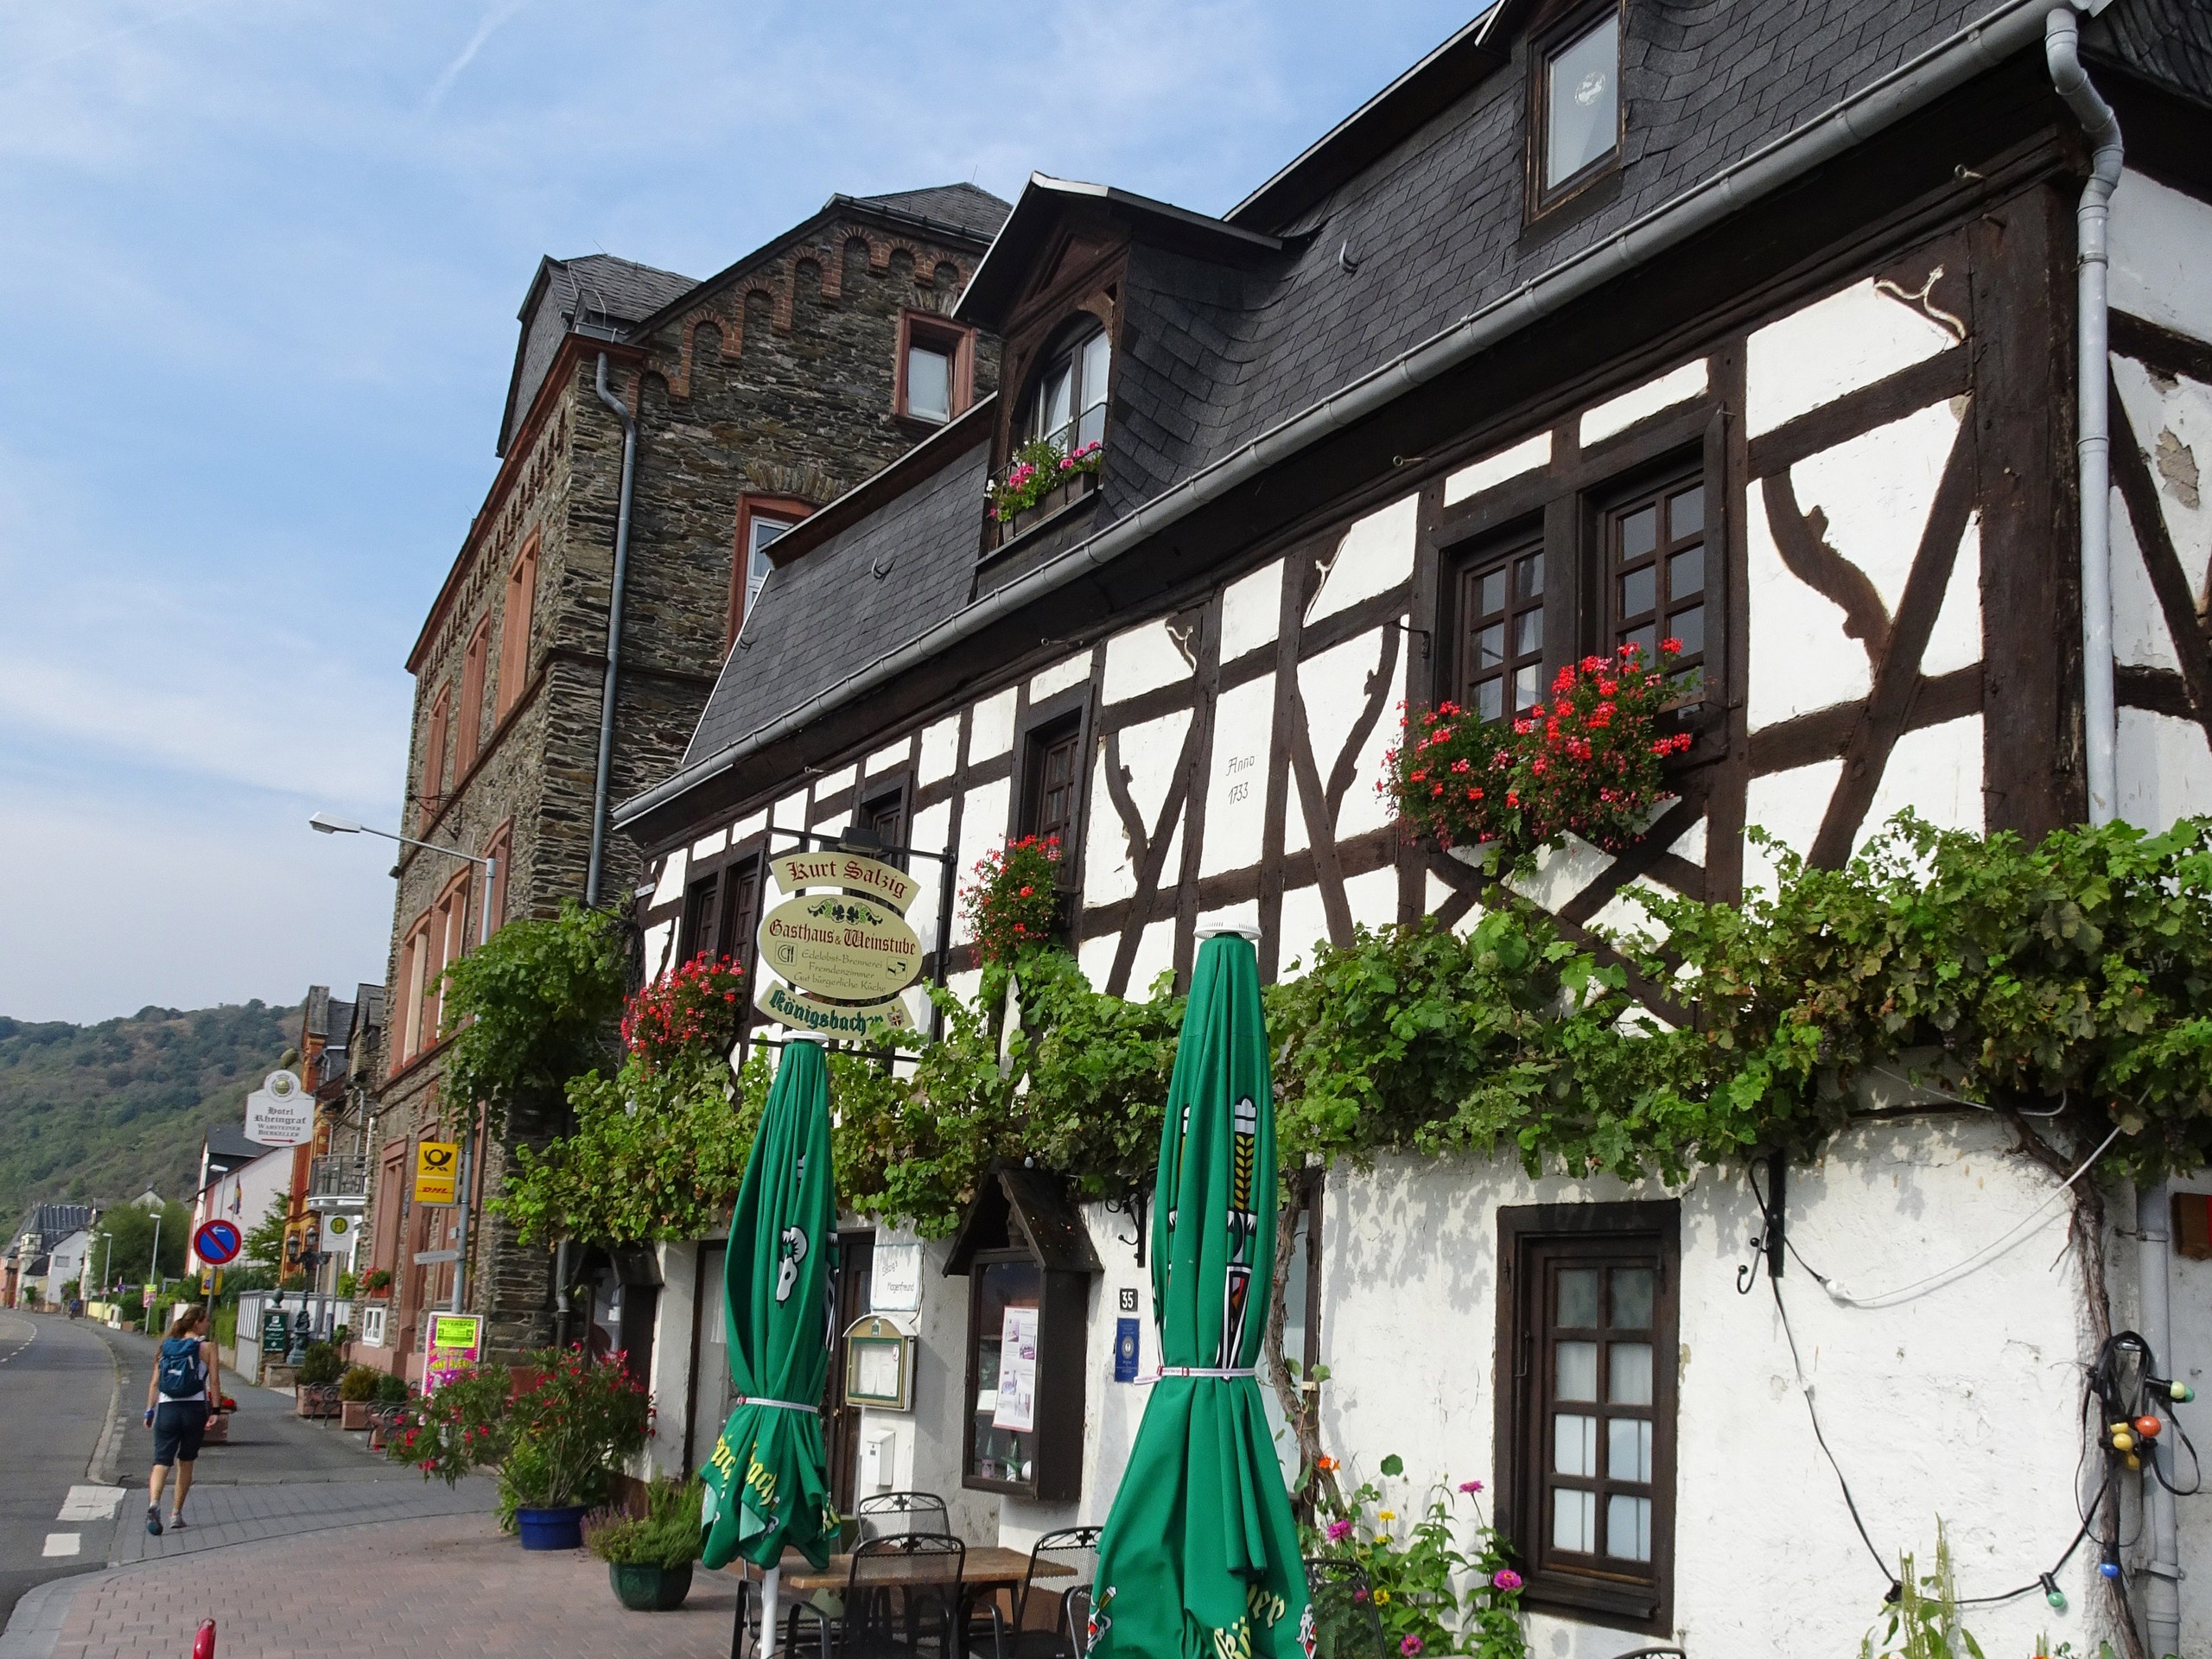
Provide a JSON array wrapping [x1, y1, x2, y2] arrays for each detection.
[[360, 188, 1007, 1371]]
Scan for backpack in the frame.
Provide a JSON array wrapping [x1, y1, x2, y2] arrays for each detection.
[[157, 1337, 206, 1398]]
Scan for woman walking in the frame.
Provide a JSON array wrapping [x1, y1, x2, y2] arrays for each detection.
[[144, 1306, 219, 1535]]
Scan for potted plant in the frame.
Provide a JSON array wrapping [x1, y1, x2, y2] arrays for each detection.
[[582, 1476, 705, 1611], [988, 437, 1103, 541], [499, 1348, 652, 1551], [359, 1269, 394, 1299], [294, 1340, 344, 1418], [337, 1363, 382, 1430], [202, 1393, 238, 1446]]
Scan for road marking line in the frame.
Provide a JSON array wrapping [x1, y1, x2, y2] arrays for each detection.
[[58, 1484, 125, 1521], [41, 1533, 80, 1558]]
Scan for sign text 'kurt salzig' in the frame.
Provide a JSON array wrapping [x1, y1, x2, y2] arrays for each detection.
[[755, 850, 925, 1039]]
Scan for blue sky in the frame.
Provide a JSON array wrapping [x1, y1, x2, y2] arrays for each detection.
[[0, 0, 1471, 1025]]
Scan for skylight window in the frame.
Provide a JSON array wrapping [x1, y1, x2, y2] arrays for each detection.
[[1541, 10, 1620, 196]]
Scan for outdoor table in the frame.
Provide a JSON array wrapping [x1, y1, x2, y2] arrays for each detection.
[[731, 1545, 1071, 1597]]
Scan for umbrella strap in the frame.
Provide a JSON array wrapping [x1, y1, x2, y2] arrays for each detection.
[[1139, 1366, 1258, 1384], [732, 1394, 819, 1414]]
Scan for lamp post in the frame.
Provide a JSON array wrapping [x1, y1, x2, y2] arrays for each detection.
[[95, 1230, 111, 1320], [308, 813, 493, 1317], [146, 1210, 162, 1334]]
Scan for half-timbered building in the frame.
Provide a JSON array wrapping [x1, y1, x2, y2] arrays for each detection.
[[616, 3, 2212, 1650]]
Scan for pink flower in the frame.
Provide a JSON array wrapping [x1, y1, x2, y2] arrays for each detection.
[[1325, 1518, 1353, 1542], [1401, 1641, 1423, 1656], [1459, 1479, 1483, 1494], [1492, 1568, 1522, 1591]]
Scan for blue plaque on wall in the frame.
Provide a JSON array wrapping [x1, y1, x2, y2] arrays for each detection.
[[1113, 1317, 1140, 1382]]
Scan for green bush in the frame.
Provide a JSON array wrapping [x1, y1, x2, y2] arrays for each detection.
[[296, 1342, 344, 1387], [338, 1364, 381, 1402], [373, 1371, 411, 1406], [583, 1477, 706, 1568]]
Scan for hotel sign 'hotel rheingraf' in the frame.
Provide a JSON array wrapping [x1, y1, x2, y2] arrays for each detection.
[[754, 850, 925, 1039]]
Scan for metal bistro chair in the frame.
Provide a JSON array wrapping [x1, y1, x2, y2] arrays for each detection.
[[1302, 1557, 1388, 1659], [855, 1490, 952, 1541], [970, 1526, 1100, 1659], [798, 1532, 967, 1659], [1062, 1586, 1094, 1658]]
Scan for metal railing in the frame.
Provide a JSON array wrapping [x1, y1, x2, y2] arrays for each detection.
[[306, 1154, 369, 1209]]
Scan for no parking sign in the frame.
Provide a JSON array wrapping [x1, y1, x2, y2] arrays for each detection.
[[193, 1219, 243, 1268]]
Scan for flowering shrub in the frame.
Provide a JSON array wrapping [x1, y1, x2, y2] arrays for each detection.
[[359, 1268, 393, 1297], [1385, 640, 1693, 867], [622, 952, 747, 1071], [961, 836, 1064, 964], [989, 438, 1103, 523], [385, 1362, 512, 1488], [1302, 1454, 1525, 1658], [499, 1345, 652, 1511]]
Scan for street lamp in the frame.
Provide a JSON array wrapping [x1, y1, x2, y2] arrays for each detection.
[[308, 812, 494, 1316]]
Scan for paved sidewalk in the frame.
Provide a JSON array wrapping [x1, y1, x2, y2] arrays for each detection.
[[6, 1512, 745, 1659]]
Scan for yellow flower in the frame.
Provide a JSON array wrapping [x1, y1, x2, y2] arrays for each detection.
[[1378, 1510, 1396, 1522], [1375, 1588, 1392, 1605], [1376, 1534, 1390, 1545]]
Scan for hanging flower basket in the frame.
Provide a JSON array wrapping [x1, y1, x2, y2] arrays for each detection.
[[1384, 640, 1693, 868], [961, 836, 1065, 964], [622, 953, 746, 1071]]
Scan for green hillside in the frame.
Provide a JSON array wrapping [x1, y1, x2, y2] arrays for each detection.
[[0, 1001, 297, 1223]]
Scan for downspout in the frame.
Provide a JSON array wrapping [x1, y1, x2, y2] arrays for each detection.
[[2046, 5, 2122, 830], [2047, 16, 2174, 1657], [587, 352, 639, 911]]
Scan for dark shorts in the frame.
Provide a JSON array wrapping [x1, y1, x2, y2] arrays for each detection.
[[152, 1401, 208, 1466]]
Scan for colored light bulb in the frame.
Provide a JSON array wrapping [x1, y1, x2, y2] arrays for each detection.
[[2169, 1381, 2196, 1403], [2135, 1414, 2162, 1439], [2041, 1573, 2067, 1612]]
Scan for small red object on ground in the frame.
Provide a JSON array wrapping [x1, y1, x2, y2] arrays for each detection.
[[192, 1618, 216, 1657]]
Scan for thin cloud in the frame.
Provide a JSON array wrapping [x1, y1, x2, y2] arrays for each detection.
[[423, 0, 531, 111], [0, 0, 233, 94]]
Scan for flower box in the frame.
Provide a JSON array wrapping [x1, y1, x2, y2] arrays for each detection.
[[295, 1383, 341, 1420], [340, 1400, 375, 1431], [989, 469, 1097, 547], [202, 1410, 231, 1446]]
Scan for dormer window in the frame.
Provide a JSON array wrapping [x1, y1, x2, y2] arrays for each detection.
[[1536, 8, 1620, 205], [1024, 321, 1110, 453]]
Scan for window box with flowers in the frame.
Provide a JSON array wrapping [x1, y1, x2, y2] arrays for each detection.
[[988, 439, 1103, 548], [623, 953, 747, 1070], [1385, 639, 1693, 873]]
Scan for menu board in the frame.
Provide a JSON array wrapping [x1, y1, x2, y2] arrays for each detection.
[[992, 1305, 1039, 1433]]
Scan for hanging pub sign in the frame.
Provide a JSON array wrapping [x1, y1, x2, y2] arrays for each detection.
[[755, 849, 925, 1039]]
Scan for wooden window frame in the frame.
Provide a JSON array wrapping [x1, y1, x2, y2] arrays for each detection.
[[417, 687, 450, 833], [895, 310, 976, 429], [855, 774, 912, 867], [1495, 1200, 1680, 1635], [457, 617, 491, 772], [390, 926, 424, 1074], [1528, 1, 1625, 223], [483, 821, 512, 934], [1013, 683, 1093, 896], [1443, 526, 1553, 724], [495, 534, 539, 720], [728, 494, 813, 646], [1598, 466, 1712, 709], [1433, 410, 1726, 760], [957, 1246, 1090, 1502], [1017, 315, 1113, 453]]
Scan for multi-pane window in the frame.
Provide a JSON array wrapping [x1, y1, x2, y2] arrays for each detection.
[[1023, 721, 1084, 858], [1539, 10, 1621, 199], [1500, 1203, 1676, 1629], [1457, 544, 1548, 721], [858, 787, 908, 861], [1026, 325, 1111, 453], [1608, 477, 1705, 702]]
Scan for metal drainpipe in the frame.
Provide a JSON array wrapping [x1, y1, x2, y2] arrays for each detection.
[[2048, 16, 2173, 1653], [2046, 5, 2123, 830], [586, 352, 639, 911]]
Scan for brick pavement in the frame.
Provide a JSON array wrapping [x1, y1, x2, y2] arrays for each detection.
[[10, 1511, 745, 1659]]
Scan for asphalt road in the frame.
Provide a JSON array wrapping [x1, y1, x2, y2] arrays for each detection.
[[0, 1312, 118, 1628]]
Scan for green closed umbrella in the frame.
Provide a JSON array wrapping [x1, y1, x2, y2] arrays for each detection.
[[1092, 929, 1312, 1658], [700, 1033, 840, 1650]]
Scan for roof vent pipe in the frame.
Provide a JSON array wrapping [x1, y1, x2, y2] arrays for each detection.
[[586, 352, 639, 910], [2046, 4, 2122, 830]]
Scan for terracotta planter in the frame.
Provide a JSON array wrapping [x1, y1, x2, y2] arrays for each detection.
[[340, 1400, 374, 1430], [294, 1383, 340, 1419], [202, 1411, 230, 1446]]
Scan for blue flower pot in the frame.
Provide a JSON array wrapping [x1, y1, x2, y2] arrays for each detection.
[[515, 1503, 588, 1550]]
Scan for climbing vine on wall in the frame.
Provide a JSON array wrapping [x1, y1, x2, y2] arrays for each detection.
[[492, 813, 2212, 1249]]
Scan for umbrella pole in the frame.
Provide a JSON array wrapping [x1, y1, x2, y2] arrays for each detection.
[[757, 1567, 781, 1659]]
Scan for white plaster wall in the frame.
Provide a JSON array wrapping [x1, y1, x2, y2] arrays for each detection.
[[1318, 1120, 2101, 1657], [1221, 560, 1284, 664], [906, 800, 950, 953], [1580, 359, 1707, 448], [2117, 708, 2212, 831], [1199, 675, 1274, 879], [855, 1230, 1001, 1545], [1343, 863, 1396, 931], [1857, 714, 1984, 849], [1742, 759, 1842, 898], [1306, 494, 1418, 624], [1030, 652, 1091, 703], [2111, 168, 2212, 347], [1745, 483, 1868, 728], [2169, 1192, 2212, 1659], [1103, 619, 1194, 704], [950, 778, 1010, 947], [970, 688, 1018, 763], [1446, 432, 1551, 506], [645, 1240, 696, 1480], [1278, 883, 1332, 976], [919, 715, 961, 786], [1084, 710, 1189, 907], [1297, 628, 1402, 843], [1745, 276, 1959, 437]]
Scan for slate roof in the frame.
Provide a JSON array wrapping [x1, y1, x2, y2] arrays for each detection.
[[852, 183, 1014, 239], [204, 1125, 272, 1163], [688, 405, 995, 765], [16, 1204, 96, 1249], [497, 252, 699, 455], [646, 0, 2210, 824]]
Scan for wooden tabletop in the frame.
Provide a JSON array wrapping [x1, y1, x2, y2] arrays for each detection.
[[733, 1545, 1071, 1595]]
